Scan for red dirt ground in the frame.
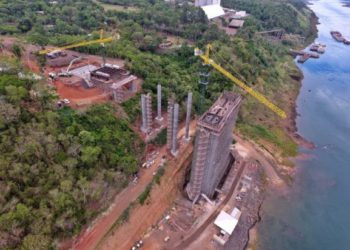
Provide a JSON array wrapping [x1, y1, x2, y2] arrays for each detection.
[[1, 36, 136, 109], [68, 146, 167, 250], [54, 79, 109, 107], [22, 44, 41, 73], [63, 121, 197, 250], [1, 36, 41, 73]]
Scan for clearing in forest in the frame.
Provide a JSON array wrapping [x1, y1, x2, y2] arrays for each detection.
[[92, 0, 140, 12]]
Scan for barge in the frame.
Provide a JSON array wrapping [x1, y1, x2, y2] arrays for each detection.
[[290, 49, 320, 63], [330, 31, 350, 45], [310, 43, 326, 53]]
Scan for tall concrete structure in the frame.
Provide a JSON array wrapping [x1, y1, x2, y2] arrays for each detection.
[[171, 103, 179, 156], [185, 92, 193, 141], [140, 93, 153, 133], [166, 98, 180, 155], [166, 99, 175, 150], [156, 84, 163, 121], [186, 91, 242, 201]]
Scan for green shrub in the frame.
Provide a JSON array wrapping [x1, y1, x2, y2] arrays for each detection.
[[138, 184, 152, 205]]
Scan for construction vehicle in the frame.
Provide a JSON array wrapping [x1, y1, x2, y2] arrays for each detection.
[[194, 44, 287, 119], [38, 29, 117, 55]]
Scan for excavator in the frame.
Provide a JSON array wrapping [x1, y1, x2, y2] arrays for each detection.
[[195, 44, 287, 119]]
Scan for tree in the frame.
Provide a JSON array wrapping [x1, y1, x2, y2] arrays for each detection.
[[79, 130, 95, 145], [21, 234, 51, 250], [11, 44, 22, 58], [0, 101, 20, 128], [81, 146, 101, 165], [17, 19, 32, 33], [5, 85, 27, 104], [27, 32, 49, 46]]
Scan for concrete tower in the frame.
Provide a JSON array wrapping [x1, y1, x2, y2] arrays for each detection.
[[185, 92, 193, 141], [156, 84, 163, 121], [186, 91, 242, 201], [140, 93, 153, 133], [171, 103, 179, 156], [166, 99, 175, 150], [166, 98, 180, 156]]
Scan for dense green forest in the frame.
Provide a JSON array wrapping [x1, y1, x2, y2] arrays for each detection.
[[0, 0, 315, 248], [222, 0, 315, 37], [0, 69, 143, 249]]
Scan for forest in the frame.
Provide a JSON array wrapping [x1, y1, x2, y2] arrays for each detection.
[[0, 70, 143, 249], [0, 0, 315, 248]]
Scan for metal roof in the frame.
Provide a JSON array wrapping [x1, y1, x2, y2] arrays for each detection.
[[201, 4, 225, 19], [229, 19, 245, 28], [214, 209, 241, 235]]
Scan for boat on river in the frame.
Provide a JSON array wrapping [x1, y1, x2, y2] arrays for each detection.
[[330, 31, 345, 42], [330, 31, 350, 45], [310, 43, 326, 53]]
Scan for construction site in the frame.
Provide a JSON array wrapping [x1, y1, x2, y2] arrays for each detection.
[[36, 38, 282, 250], [1, 30, 284, 250], [44, 50, 141, 107], [67, 83, 276, 250]]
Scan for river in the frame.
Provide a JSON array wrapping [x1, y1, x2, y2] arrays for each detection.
[[256, 0, 350, 249]]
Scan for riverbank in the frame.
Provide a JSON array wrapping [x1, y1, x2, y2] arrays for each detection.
[[253, 0, 350, 247], [283, 9, 318, 150], [245, 4, 319, 249]]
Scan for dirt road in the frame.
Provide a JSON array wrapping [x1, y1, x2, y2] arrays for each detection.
[[234, 134, 284, 186], [72, 147, 167, 250], [72, 120, 197, 250]]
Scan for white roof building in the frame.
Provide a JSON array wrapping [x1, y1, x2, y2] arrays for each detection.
[[214, 208, 241, 235], [195, 0, 221, 7], [231, 10, 248, 19], [201, 4, 225, 19]]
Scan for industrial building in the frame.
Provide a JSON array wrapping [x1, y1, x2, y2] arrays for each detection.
[[89, 64, 136, 91], [186, 91, 242, 201], [50, 56, 138, 103], [213, 207, 241, 245]]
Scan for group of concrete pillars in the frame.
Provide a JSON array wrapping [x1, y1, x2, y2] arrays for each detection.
[[167, 91, 192, 156], [141, 84, 193, 156]]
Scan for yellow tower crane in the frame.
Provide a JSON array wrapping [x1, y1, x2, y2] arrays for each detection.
[[195, 44, 287, 119], [38, 29, 118, 55]]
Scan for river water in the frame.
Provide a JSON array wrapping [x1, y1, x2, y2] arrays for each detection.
[[256, 1, 350, 249]]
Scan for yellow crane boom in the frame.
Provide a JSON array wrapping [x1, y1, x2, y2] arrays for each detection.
[[195, 45, 287, 119], [38, 30, 118, 55]]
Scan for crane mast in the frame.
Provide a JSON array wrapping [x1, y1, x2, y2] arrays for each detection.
[[195, 44, 287, 119]]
